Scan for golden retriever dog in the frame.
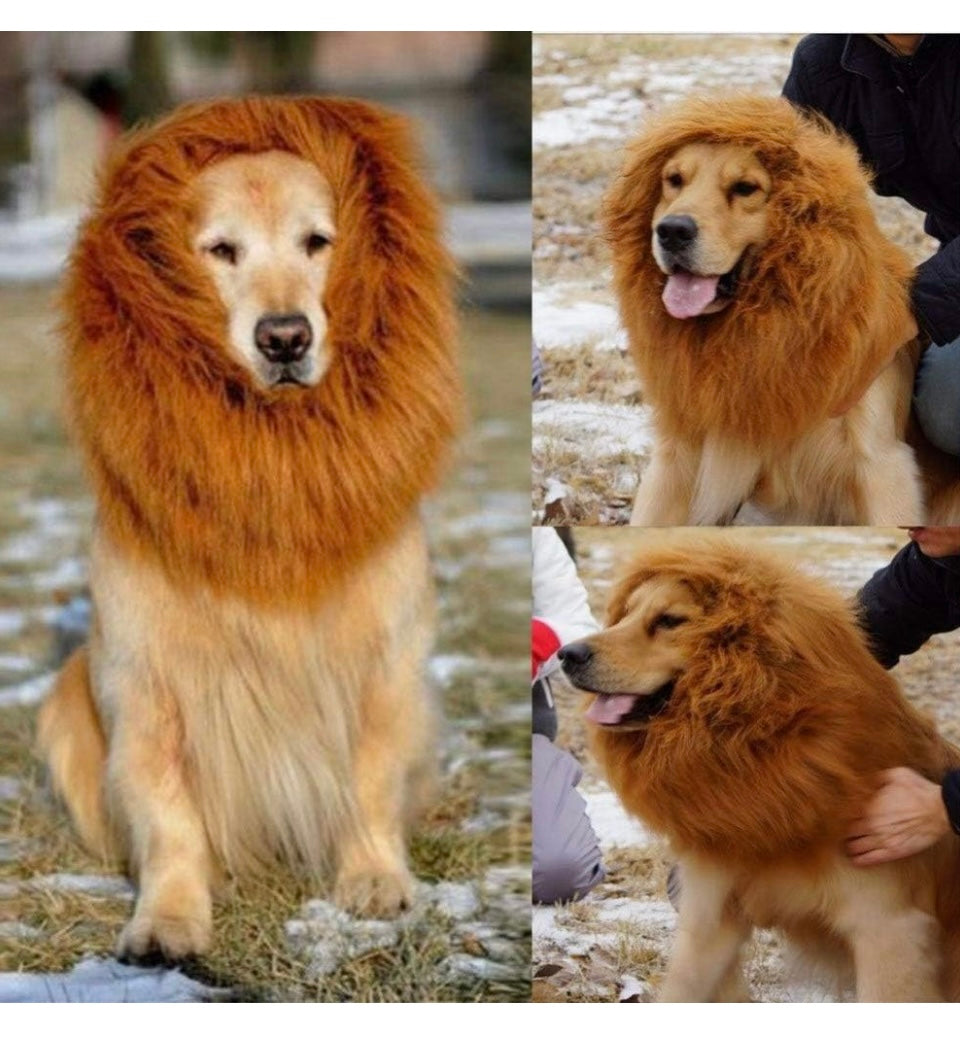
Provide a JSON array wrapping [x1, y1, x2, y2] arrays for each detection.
[[37, 97, 461, 961], [559, 538, 960, 1001], [604, 95, 960, 526]]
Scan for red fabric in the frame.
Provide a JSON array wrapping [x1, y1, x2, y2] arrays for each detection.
[[532, 618, 561, 678]]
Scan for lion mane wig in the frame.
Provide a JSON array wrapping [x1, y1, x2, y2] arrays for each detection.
[[589, 539, 956, 863], [604, 95, 915, 447], [63, 96, 461, 606]]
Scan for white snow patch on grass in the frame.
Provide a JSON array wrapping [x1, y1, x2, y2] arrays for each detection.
[[0, 672, 54, 708], [583, 787, 656, 850], [534, 400, 654, 460], [534, 286, 622, 351]]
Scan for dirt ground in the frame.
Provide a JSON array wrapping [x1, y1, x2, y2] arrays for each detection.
[[533, 526, 960, 1002], [531, 33, 939, 525], [0, 282, 530, 1002]]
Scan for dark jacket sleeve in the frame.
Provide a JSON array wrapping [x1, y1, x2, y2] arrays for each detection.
[[857, 543, 960, 667], [782, 40, 816, 108], [913, 237, 960, 347]]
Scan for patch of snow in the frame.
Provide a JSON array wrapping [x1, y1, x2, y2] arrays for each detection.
[[0, 776, 22, 801], [26, 874, 135, 900], [534, 400, 654, 459], [533, 93, 648, 149], [583, 788, 656, 850], [619, 974, 653, 1002], [422, 882, 481, 922], [0, 672, 54, 708], [287, 900, 400, 978], [534, 287, 622, 351], [429, 653, 477, 686], [0, 610, 27, 636], [442, 954, 520, 983], [0, 921, 43, 939], [0, 655, 35, 674]]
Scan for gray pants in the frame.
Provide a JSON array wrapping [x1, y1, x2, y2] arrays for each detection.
[[915, 337, 960, 457], [532, 734, 604, 904]]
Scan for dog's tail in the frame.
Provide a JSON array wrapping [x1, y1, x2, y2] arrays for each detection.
[[37, 647, 120, 860]]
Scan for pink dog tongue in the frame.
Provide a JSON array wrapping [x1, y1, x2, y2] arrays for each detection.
[[585, 693, 641, 725], [662, 272, 720, 319]]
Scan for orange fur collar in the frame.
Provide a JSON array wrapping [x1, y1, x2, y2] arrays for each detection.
[[63, 96, 461, 607], [604, 95, 915, 447]]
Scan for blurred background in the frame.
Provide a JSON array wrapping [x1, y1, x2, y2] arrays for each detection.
[[0, 32, 531, 1002], [0, 30, 530, 298]]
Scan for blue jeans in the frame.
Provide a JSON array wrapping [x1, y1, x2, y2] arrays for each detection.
[[914, 337, 960, 457]]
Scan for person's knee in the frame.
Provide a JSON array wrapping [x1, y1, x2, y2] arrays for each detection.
[[533, 850, 603, 905], [913, 340, 960, 457]]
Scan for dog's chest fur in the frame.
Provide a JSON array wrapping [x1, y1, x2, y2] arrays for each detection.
[[87, 520, 433, 875]]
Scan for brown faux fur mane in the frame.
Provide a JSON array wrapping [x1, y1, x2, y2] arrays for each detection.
[[604, 95, 915, 447], [63, 96, 461, 607], [588, 540, 956, 865]]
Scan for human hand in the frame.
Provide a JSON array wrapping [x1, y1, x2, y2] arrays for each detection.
[[846, 767, 950, 866]]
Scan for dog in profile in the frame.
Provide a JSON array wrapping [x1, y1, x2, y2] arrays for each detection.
[[38, 96, 461, 961], [561, 537, 960, 1001]]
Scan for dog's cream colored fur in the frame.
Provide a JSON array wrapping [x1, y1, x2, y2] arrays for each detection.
[[632, 345, 922, 526], [39, 517, 436, 958]]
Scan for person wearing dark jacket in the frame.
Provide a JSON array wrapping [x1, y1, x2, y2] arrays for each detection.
[[783, 34, 960, 457], [846, 527, 960, 865]]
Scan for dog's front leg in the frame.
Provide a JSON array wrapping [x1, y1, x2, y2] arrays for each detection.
[[659, 858, 750, 1002], [333, 659, 432, 919], [631, 436, 699, 526], [109, 685, 214, 962]]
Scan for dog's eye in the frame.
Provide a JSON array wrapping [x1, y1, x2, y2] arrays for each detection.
[[208, 241, 238, 265], [665, 172, 683, 189], [731, 181, 759, 198], [653, 613, 688, 631], [305, 233, 331, 256]]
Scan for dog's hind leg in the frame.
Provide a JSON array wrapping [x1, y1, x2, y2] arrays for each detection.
[[849, 907, 943, 1001], [856, 445, 924, 525], [658, 857, 751, 1002], [835, 868, 943, 1001], [37, 646, 119, 860]]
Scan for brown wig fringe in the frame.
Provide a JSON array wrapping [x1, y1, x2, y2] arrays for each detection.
[[604, 95, 916, 447], [589, 539, 956, 865], [63, 96, 462, 607]]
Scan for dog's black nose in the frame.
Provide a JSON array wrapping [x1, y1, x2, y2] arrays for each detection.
[[656, 214, 698, 252], [254, 313, 313, 364], [558, 642, 593, 669]]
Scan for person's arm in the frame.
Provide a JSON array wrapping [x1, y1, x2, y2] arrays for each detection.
[[781, 39, 817, 109], [857, 543, 957, 667], [912, 238, 960, 347]]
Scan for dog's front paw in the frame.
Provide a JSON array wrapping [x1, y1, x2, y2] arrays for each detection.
[[117, 901, 212, 963], [333, 867, 415, 918]]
